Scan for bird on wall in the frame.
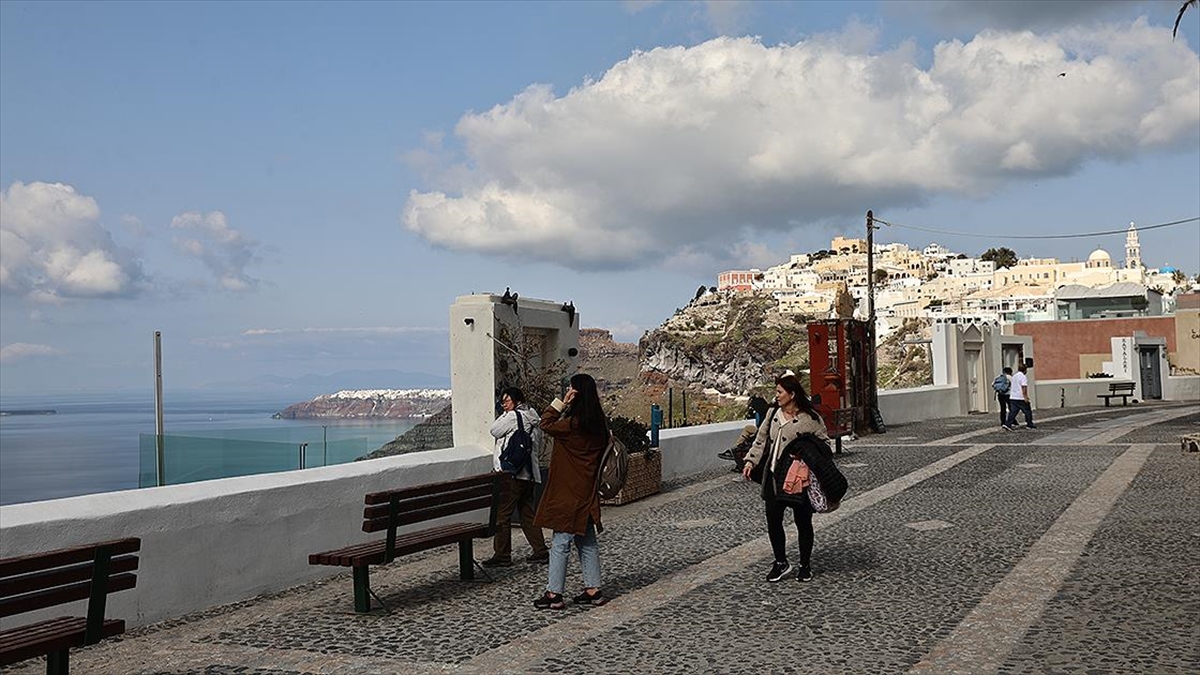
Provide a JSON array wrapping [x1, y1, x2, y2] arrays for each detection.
[[561, 301, 576, 327], [501, 287, 519, 315], [1058, 72, 1067, 77]]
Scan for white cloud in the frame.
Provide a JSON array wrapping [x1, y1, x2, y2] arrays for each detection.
[[0, 342, 62, 363], [603, 320, 646, 342], [402, 23, 1199, 270], [0, 181, 144, 300], [170, 211, 262, 292]]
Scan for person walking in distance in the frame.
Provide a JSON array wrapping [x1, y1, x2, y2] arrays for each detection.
[[1003, 362, 1037, 430], [741, 371, 830, 583], [533, 373, 610, 609], [483, 387, 549, 567], [992, 367, 1012, 428]]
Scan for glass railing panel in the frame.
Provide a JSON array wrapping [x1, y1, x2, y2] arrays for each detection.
[[138, 432, 372, 486]]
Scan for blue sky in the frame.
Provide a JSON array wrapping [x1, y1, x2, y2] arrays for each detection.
[[1, 0, 1198, 396]]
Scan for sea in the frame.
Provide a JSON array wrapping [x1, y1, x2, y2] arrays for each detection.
[[0, 391, 420, 506]]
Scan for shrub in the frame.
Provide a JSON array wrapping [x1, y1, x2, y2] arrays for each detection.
[[609, 415, 651, 455]]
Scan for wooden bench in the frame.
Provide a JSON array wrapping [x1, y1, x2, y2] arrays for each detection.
[[309, 472, 502, 613], [830, 408, 855, 454], [0, 538, 140, 674], [1097, 381, 1136, 407]]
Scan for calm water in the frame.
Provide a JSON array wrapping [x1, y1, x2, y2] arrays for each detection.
[[0, 392, 419, 506]]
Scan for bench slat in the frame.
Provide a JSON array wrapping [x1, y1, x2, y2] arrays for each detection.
[[0, 573, 136, 619], [0, 616, 124, 666], [0, 555, 139, 599], [312, 522, 478, 564], [364, 473, 496, 505], [310, 522, 487, 567], [362, 495, 493, 533], [0, 538, 140, 579], [362, 483, 493, 521]]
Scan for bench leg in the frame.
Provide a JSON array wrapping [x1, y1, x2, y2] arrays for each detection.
[[352, 566, 371, 613], [835, 437, 843, 455], [47, 649, 68, 675], [458, 540, 475, 581], [1104, 397, 1111, 407]]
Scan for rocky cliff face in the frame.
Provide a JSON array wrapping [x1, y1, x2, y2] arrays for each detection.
[[640, 292, 809, 396]]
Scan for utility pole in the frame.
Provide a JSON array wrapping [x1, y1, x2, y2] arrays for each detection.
[[866, 210, 875, 322]]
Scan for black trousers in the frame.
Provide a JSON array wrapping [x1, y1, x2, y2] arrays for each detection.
[[765, 489, 815, 567], [997, 393, 1010, 425]]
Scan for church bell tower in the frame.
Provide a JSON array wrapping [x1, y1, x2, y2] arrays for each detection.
[[1124, 221, 1141, 270]]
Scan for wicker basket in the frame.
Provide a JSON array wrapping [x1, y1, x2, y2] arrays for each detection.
[[601, 450, 662, 506]]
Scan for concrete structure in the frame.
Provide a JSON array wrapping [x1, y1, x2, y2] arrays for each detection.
[[932, 321, 1033, 415], [717, 270, 758, 292], [448, 294, 580, 449], [1055, 283, 1163, 320], [1012, 316, 1187, 380]]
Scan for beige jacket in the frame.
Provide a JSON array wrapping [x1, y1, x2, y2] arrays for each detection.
[[743, 407, 829, 474]]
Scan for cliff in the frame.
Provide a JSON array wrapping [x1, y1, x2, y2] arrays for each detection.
[[640, 292, 809, 396], [274, 389, 451, 419]]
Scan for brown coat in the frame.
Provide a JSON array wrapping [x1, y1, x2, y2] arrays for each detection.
[[533, 400, 605, 535]]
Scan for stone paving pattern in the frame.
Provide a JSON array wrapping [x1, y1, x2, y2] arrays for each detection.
[[1, 404, 1196, 675]]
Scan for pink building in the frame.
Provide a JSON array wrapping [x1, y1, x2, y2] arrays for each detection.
[[718, 270, 758, 292]]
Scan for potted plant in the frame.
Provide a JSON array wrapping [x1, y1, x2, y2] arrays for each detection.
[[602, 416, 662, 505]]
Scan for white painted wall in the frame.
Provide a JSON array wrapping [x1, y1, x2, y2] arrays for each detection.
[[1034, 378, 1134, 409], [657, 420, 751, 481], [1164, 375, 1200, 402], [878, 385, 961, 425], [0, 446, 492, 630], [449, 294, 579, 449]]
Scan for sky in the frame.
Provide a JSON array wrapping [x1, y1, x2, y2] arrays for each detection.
[[1, 0, 1198, 396]]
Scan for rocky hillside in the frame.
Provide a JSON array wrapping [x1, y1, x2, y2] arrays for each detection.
[[876, 318, 934, 389], [274, 389, 451, 419], [640, 292, 809, 396]]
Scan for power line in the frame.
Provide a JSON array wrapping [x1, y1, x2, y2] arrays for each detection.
[[871, 216, 1199, 240]]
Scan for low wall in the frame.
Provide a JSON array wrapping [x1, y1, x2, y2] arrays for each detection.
[[877, 385, 961, 425], [1035, 378, 1134, 408], [656, 420, 749, 481], [1165, 375, 1200, 402], [0, 445, 492, 629]]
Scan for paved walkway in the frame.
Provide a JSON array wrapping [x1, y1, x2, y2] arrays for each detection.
[[3, 404, 1197, 674]]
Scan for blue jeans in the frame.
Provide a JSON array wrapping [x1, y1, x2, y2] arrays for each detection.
[[546, 522, 601, 594]]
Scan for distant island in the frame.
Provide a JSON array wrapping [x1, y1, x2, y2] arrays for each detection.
[[0, 409, 57, 416], [273, 389, 452, 419]]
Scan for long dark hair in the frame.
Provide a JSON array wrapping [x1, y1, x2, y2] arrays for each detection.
[[566, 373, 608, 436], [777, 372, 821, 422]]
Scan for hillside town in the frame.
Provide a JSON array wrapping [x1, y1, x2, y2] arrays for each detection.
[[717, 223, 1193, 340]]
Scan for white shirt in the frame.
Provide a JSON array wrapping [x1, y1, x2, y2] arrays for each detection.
[[1010, 371, 1029, 401]]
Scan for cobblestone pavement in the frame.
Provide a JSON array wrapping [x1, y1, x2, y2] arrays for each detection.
[[2, 403, 1196, 675]]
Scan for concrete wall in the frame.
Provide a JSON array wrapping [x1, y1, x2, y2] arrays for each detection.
[[0, 445, 492, 630], [449, 294, 580, 449], [1013, 316, 1178, 379], [877, 385, 961, 425], [1164, 375, 1200, 402], [1034, 378, 1134, 408], [657, 420, 750, 481]]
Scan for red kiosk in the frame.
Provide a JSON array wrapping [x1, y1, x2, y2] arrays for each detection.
[[807, 319, 884, 451]]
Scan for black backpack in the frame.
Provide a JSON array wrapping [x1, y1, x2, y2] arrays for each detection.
[[499, 411, 534, 475]]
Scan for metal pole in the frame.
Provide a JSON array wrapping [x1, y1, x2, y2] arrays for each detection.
[[154, 331, 165, 487], [667, 388, 674, 429], [866, 210, 875, 322], [322, 425, 328, 466], [682, 390, 688, 426], [299, 443, 308, 470]]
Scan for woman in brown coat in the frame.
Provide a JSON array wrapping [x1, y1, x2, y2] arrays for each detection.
[[533, 373, 609, 609]]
